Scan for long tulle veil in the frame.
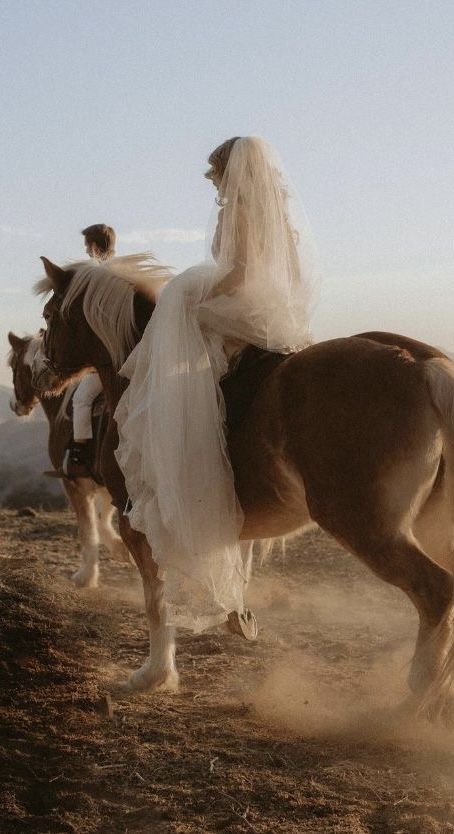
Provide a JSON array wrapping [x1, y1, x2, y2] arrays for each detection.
[[115, 136, 315, 630]]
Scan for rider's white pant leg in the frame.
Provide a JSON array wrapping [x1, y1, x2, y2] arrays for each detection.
[[73, 372, 103, 440]]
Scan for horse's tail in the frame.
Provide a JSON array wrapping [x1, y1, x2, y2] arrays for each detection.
[[421, 357, 454, 715], [425, 357, 454, 450], [425, 356, 454, 549]]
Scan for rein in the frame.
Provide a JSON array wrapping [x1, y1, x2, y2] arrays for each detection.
[[40, 327, 85, 379], [37, 355, 111, 382]]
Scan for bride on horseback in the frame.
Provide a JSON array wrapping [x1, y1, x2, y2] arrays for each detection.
[[115, 136, 314, 631]]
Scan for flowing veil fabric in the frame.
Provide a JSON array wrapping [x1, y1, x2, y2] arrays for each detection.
[[114, 137, 314, 631]]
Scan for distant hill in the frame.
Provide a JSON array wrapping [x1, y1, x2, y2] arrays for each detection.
[[0, 395, 63, 507], [0, 385, 45, 424], [0, 386, 14, 424]]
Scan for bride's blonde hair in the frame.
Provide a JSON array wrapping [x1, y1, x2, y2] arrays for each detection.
[[209, 136, 291, 208], [207, 137, 241, 180]]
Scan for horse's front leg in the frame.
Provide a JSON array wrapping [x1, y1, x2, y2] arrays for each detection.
[[240, 539, 254, 588], [64, 478, 100, 588], [226, 539, 258, 640], [99, 415, 177, 690], [118, 515, 179, 693]]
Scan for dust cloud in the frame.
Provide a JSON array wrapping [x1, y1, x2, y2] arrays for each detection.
[[251, 647, 410, 738], [245, 545, 454, 766]]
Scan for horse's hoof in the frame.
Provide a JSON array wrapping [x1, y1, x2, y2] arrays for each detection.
[[123, 663, 179, 694], [227, 609, 258, 641], [417, 694, 454, 728], [72, 566, 99, 589]]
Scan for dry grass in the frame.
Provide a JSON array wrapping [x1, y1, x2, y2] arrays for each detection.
[[1, 510, 454, 833]]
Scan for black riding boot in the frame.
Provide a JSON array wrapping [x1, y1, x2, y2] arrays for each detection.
[[45, 441, 92, 479]]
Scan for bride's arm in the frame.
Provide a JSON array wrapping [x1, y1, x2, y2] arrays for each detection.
[[207, 208, 247, 299], [208, 262, 245, 298]]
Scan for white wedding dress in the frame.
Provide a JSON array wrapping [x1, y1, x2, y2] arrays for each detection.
[[114, 137, 314, 631]]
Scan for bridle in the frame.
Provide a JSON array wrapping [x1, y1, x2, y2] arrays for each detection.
[[40, 321, 84, 378], [40, 304, 111, 381]]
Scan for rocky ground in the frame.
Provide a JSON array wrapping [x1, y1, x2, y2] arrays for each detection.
[[1, 509, 454, 834]]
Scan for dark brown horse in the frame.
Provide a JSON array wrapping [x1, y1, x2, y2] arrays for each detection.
[[8, 332, 128, 586], [35, 255, 454, 720]]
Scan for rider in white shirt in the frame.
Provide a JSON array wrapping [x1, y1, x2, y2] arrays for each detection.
[[62, 224, 116, 478]]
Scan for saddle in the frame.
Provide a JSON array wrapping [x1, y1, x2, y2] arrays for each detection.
[[53, 349, 286, 483], [221, 346, 289, 432]]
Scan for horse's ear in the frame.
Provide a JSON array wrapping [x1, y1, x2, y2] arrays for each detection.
[[40, 257, 70, 294], [8, 332, 26, 352]]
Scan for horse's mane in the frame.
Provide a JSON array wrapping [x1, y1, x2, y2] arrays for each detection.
[[35, 253, 171, 370]]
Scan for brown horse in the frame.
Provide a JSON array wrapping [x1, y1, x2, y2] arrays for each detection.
[[34, 255, 454, 720], [7, 331, 128, 586]]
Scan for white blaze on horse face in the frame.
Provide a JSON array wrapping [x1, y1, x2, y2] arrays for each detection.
[[26, 337, 49, 387], [9, 393, 22, 415], [10, 389, 34, 416], [10, 337, 40, 415], [24, 336, 43, 370]]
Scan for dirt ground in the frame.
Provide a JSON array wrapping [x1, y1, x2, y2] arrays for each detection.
[[1, 509, 454, 834]]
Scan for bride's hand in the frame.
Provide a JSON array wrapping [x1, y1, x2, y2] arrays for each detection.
[[206, 262, 245, 299]]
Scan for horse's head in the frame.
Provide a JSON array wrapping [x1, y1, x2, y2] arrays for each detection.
[[7, 332, 43, 415], [36, 257, 111, 394], [35, 253, 168, 394]]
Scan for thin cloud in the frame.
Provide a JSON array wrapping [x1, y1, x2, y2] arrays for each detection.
[[0, 225, 42, 239], [0, 286, 24, 296], [119, 228, 205, 245]]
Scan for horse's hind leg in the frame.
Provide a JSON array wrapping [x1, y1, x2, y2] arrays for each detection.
[[343, 528, 454, 711], [64, 478, 100, 588], [117, 515, 178, 693]]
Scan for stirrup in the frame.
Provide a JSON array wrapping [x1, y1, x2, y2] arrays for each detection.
[[227, 609, 258, 641], [44, 469, 66, 479], [64, 446, 92, 479], [44, 446, 92, 480]]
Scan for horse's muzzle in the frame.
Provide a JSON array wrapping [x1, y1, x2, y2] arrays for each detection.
[[10, 396, 33, 417]]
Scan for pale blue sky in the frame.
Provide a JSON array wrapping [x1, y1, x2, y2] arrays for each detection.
[[1, 0, 453, 384]]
